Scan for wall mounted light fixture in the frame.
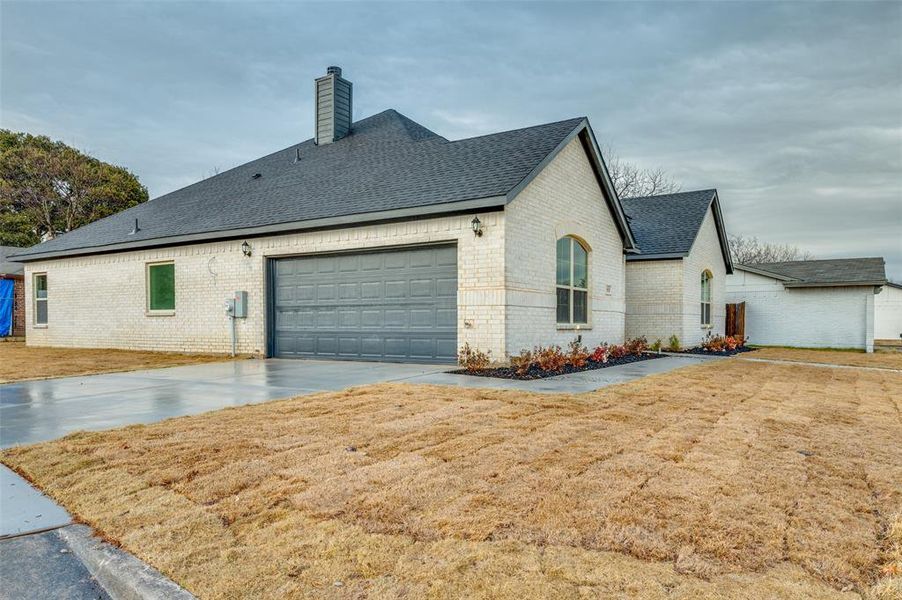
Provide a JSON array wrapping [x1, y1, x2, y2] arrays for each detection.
[[241, 240, 252, 257], [471, 216, 483, 237]]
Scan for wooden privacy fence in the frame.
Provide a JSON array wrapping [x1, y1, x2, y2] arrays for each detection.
[[726, 302, 745, 338]]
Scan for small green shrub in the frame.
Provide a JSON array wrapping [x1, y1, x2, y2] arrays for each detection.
[[668, 334, 681, 352], [651, 338, 663, 353]]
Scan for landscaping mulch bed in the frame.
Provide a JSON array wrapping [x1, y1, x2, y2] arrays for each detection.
[[451, 352, 663, 380], [676, 346, 757, 357]]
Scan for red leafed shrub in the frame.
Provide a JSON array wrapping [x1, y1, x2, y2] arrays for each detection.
[[590, 344, 608, 363], [608, 344, 628, 359], [510, 349, 535, 376], [701, 333, 725, 352], [536, 345, 567, 372], [624, 336, 648, 356], [458, 343, 491, 372], [567, 339, 590, 369], [724, 336, 738, 351]]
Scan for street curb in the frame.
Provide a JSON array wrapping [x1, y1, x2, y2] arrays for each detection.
[[58, 525, 195, 600]]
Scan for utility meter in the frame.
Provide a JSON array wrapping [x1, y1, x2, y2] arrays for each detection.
[[233, 291, 248, 318], [224, 298, 235, 316]]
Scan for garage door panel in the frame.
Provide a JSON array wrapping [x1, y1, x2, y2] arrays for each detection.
[[410, 279, 434, 297], [436, 308, 456, 327], [410, 308, 433, 328], [384, 253, 408, 270], [435, 246, 457, 266], [361, 281, 382, 299], [273, 245, 457, 362], [339, 310, 359, 328], [436, 278, 457, 297], [384, 280, 407, 299], [384, 309, 407, 328]]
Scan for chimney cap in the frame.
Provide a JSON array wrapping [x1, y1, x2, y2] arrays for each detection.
[[326, 66, 342, 77]]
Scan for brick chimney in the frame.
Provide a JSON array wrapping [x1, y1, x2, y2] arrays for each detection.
[[315, 66, 352, 145]]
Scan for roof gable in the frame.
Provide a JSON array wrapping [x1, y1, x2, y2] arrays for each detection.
[[13, 111, 622, 261], [621, 189, 732, 272]]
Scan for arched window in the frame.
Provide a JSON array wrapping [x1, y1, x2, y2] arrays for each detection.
[[700, 270, 713, 327], [556, 236, 589, 324]]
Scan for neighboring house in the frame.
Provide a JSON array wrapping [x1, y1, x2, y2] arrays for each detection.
[[621, 190, 733, 348], [11, 67, 641, 362], [0, 246, 26, 337], [725, 258, 887, 352], [875, 282, 902, 344]]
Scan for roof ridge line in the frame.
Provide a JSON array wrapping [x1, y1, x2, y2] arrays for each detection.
[[445, 116, 585, 144]]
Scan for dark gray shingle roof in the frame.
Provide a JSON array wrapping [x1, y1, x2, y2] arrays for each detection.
[[621, 189, 717, 256], [11, 110, 589, 260], [0, 246, 25, 276], [742, 258, 887, 287]]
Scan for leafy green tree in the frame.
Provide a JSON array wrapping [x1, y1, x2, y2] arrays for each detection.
[[0, 130, 148, 246]]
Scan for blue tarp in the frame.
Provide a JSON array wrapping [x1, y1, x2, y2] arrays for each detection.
[[0, 279, 13, 336]]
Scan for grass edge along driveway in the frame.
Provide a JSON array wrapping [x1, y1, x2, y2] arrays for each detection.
[[0, 341, 241, 383]]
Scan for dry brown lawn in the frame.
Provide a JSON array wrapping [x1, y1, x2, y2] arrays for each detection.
[[3, 360, 901, 599], [0, 341, 236, 383], [744, 347, 902, 371]]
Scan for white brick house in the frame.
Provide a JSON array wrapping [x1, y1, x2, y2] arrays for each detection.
[[14, 67, 645, 362], [621, 190, 733, 348], [725, 258, 887, 352]]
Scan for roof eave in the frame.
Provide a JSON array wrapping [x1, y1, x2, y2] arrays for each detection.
[[782, 280, 887, 289], [626, 252, 688, 261], [9, 195, 508, 263], [734, 264, 799, 282], [503, 119, 638, 252]]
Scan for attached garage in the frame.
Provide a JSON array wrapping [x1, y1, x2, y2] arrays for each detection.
[[269, 244, 458, 363]]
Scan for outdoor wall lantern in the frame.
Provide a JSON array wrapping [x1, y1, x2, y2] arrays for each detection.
[[241, 240, 252, 257], [471, 216, 483, 237]]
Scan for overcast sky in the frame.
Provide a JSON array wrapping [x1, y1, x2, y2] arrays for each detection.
[[2, 1, 901, 278]]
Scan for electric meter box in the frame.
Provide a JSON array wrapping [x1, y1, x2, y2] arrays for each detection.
[[233, 291, 248, 318]]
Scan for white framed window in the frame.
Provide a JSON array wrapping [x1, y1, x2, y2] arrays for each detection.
[[34, 273, 48, 325], [556, 236, 589, 325], [146, 261, 175, 313], [700, 270, 712, 327]]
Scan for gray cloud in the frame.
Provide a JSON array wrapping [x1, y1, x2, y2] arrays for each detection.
[[2, 1, 900, 278]]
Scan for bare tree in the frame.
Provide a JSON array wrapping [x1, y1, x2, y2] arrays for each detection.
[[729, 234, 814, 265], [603, 145, 681, 198]]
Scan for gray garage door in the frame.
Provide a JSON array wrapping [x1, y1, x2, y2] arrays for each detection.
[[272, 244, 458, 363]]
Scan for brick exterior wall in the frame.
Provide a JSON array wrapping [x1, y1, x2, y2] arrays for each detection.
[[624, 259, 684, 344], [25, 212, 507, 357], [725, 269, 876, 351], [625, 206, 727, 348], [504, 137, 627, 356], [680, 208, 727, 347], [12, 277, 25, 336]]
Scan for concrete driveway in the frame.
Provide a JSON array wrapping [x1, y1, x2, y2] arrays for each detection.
[[1, 359, 455, 533]]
